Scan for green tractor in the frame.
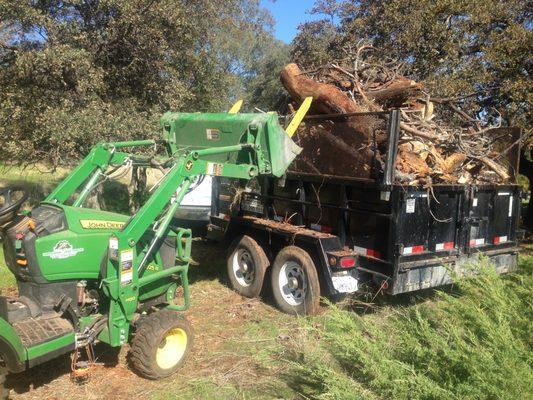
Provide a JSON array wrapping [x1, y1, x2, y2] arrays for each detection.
[[0, 109, 304, 398]]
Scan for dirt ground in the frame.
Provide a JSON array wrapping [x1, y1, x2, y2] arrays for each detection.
[[7, 240, 299, 400]]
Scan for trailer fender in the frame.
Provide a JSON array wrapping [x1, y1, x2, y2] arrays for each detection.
[[0, 317, 26, 373]]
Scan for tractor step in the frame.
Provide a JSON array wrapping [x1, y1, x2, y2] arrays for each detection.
[[12, 313, 74, 347]]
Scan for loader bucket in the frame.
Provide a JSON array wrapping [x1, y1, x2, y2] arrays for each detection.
[[160, 112, 302, 178]]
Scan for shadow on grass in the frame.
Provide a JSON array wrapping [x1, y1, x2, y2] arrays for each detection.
[[7, 343, 121, 396], [187, 238, 279, 308]]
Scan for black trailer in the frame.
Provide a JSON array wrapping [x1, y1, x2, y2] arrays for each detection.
[[207, 110, 523, 315]]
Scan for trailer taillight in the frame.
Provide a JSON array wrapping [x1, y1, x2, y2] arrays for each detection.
[[340, 256, 356, 268], [327, 252, 358, 269]]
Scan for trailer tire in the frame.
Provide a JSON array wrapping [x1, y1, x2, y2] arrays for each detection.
[[130, 310, 193, 380], [271, 246, 320, 315], [227, 235, 269, 298]]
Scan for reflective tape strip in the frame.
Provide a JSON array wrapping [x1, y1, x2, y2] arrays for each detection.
[[435, 241, 454, 251], [353, 246, 382, 259], [469, 238, 485, 247], [402, 245, 424, 255], [310, 224, 333, 233], [493, 235, 508, 244]]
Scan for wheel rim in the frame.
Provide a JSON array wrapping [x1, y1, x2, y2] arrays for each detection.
[[156, 328, 188, 370], [232, 249, 255, 287], [278, 261, 307, 306]]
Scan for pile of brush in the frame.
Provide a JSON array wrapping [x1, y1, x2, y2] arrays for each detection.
[[281, 45, 513, 185]]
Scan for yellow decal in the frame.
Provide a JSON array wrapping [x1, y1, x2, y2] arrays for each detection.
[[206, 162, 223, 176], [125, 296, 136, 302], [80, 220, 125, 230]]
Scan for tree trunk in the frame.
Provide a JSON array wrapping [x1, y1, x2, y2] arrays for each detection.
[[281, 63, 363, 115], [129, 166, 147, 214]]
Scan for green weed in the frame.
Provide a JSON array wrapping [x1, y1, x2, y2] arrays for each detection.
[[287, 258, 533, 400], [0, 246, 15, 289]]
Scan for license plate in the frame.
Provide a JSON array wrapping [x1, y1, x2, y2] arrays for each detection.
[[332, 275, 358, 293]]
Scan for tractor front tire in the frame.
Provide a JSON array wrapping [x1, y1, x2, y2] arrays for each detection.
[[130, 309, 193, 380], [0, 365, 8, 400]]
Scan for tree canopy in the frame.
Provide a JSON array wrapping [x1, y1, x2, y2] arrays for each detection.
[[0, 0, 288, 165], [293, 0, 532, 132]]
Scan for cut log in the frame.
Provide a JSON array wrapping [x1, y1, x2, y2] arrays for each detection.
[[441, 153, 467, 174], [366, 78, 423, 107], [479, 157, 510, 181], [281, 63, 362, 115]]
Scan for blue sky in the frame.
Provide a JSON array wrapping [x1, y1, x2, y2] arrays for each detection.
[[260, 0, 323, 43]]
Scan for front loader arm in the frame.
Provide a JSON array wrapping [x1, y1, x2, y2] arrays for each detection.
[[101, 142, 266, 346], [45, 140, 155, 205]]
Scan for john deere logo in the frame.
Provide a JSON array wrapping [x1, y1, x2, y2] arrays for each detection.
[[80, 220, 125, 230], [185, 160, 193, 171], [43, 240, 84, 260]]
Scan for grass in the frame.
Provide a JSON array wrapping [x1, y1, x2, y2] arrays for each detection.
[[285, 256, 533, 400], [0, 163, 68, 208], [0, 247, 15, 290]]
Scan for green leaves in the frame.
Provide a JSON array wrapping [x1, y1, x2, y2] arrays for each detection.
[[292, 0, 532, 130], [0, 0, 279, 165]]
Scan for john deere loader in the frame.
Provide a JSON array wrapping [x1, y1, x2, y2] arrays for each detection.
[[0, 106, 306, 398]]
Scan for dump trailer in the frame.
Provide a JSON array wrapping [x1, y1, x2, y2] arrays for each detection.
[[208, 110, 523, 315]]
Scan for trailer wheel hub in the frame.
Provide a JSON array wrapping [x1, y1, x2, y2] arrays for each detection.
[[287, 276, 299, 290], [279, 261, 307, 306], [232, 249, 255, 287]]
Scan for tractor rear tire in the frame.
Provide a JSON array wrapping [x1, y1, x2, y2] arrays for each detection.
[[130, 309, 193, 380], [227, 235, 269, 298], [0, 365, 8, 400], [271, 246, 320, 315]]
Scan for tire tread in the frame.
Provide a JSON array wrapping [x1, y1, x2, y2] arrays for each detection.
[[130, 309, 193, 380], [271, 246, 321, 315]]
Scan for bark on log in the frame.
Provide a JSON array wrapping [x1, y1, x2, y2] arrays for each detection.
[[366, 79, 423, 107], [479, 157, 510, 181], [281, 63, 363, 115]]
